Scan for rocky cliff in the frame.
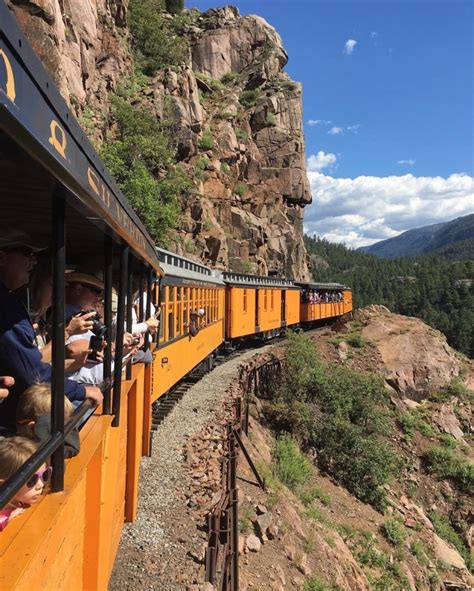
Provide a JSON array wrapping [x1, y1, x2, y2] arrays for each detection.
[[7, 1, 311, 279]]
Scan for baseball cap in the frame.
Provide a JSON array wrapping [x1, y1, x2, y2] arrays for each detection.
[[0, 229, 46, 252]]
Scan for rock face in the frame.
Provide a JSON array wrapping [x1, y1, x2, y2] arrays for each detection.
[[354, 305, 462, 399], [8, 2, 311, 279]]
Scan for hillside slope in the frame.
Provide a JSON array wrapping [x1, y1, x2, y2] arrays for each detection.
[[359, 214, 474, 259]]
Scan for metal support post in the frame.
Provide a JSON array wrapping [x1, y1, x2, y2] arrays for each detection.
[[112, 243, 128, 427]]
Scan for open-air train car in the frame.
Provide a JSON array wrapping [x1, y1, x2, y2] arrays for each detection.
[[223, 272, 301, 342], [0, 3, 162, 588], [152, 248, 225, 401], [295, 281, 353, 323]]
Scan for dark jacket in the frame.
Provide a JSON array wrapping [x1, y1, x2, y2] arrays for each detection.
[[0, 281, 86, 431]]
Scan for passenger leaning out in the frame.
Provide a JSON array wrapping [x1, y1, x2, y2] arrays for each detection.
[[0, 436, 51, 532]]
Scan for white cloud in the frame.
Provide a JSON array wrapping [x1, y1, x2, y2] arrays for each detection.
[[328, 126, 343, 135], [346, 124, 361, 133], [307, 151, 337, 173], [326, 124, 360, 135], [397, 159, 416, 165], [307, 119, 332, 127], [344, 39, 357, 55], [304, 168, 474, 248]]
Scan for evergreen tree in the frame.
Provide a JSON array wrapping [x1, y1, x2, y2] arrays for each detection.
[[165, 0, 184, 14]]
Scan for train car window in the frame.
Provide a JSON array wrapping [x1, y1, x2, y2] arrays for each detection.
[[243, 289, 247, 313], [169, 287, 174, 302], [271, 290, 274, 311], [264, 290, 268, 311]]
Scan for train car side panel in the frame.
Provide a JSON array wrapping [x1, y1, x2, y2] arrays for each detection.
[[284, 289, 300, 326], [226, 286, 257, 339]]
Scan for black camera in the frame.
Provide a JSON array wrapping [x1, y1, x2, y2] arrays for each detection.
[[77, 309, 107, 338]]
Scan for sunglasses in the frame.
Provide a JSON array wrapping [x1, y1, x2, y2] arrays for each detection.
[[26, 466, 52, 489]]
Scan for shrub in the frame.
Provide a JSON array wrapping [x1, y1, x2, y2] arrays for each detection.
[[100, 95, 191, 244], [234, 183, 247, 197], [397, 409, 437, 439], [220, 71, 239, 84], [220, 162, 231, 175], [382, 518, 407, 546], [346, 333, 366, 348], [273, 435, 312, 490], [165, 0, 184, 14], [424, 446, 474, 494], [198, 131, 214, 151], [195, 72, 225, 93], [129, 0, 188, 75], [235, 128, 249, 143], [303, 576, 340, 591], [265, 112, 277, 127], [240, 89, 259, 108]]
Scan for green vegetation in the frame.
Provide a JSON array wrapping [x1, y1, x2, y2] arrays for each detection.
[[129, 0, 188, 75], [238, 507, 253, 533], [239, 89, 259, 108], [304, 235, 474, 357], [429, 378, 473, 403], [429, 511, 473, 570], [346, 332, 366, 348], [264, 332, 396, 510], [195, 72, 226, 93], [410, 539, 429, 565], [242, 260, 252, 274], [303, 576, 341, 591], [234, 183, 247, 197], [423, 445, 474, 494], [382, 518, 407, 546], [165, 0, 184, 14], [194, 156, 210, 181], [273, 436, 312, 490], [299, 485, 331, 507], [198, 131, 214, 151], [220, 162, 231, 175], [100, 96, 191, 244], [265, 111, 277, 127], [220, 71, 239, 84], [397, 409, 438, 439], [235, 128, 249, 143]]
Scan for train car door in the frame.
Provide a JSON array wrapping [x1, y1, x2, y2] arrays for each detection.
[[255, 289, 260, 331]]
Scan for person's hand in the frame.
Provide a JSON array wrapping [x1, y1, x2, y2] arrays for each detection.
[[123, 332, 133, 347], [0, 376, 14, 400], [66, 312, 95, 337], [145, 317, 159, 335], [84, 386, 103, 407]]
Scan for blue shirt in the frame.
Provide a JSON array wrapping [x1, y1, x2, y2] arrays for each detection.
[[0, 281, 86, 430]]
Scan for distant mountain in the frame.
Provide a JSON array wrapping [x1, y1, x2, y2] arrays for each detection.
[[359, 214, 474, 258]]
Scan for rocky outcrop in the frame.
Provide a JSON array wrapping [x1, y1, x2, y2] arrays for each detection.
[[7, 0, 131, 111], [354, 305, 462, 400], [8, 2, 311, 279]]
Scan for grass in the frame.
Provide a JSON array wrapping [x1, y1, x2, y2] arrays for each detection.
[[346, 333, 366, 348], [424, 445, 474, 494], [299, 485, 331, 507], [303, 576, 341, 591], [397, 409, 438, 439], [265, 112, 277, 127], [240, 89, 259, 108], [410, 539, 429, 565], [273, 436, 312, 490], [220, 162, 231, 174], [382, 518, 407, 546], [238, 507, 253, 533], [235, 127, 249, 143], [198, 131, 214, 151], [220, 71, 239, 84]]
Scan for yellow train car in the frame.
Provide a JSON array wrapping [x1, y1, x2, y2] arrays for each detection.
[[151, 249, 225, 402], [223, 273, 300, 341], [296, 282, 353, 323]]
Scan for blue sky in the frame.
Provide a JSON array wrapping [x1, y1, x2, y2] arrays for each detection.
[[190, 0, 473, 246]]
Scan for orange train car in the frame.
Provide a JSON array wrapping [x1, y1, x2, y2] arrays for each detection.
[[222, 272, 301, 341], [151, 249, 226, 402], [295, 282, 353, 323]]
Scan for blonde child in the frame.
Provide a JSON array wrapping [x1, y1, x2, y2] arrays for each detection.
[[0, 436, 51, 532], [16, 382, 79, 458]]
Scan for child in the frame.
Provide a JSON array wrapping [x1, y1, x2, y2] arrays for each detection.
[[0, 436, 51, 531], [16, 382, 80, 458]]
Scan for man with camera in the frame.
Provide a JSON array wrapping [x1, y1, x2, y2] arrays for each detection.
[[0, 231, 103, 433], [65, 272, 137, 385]]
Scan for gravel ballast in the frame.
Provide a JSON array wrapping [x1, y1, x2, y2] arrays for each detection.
[[110, 345, 276, 590]]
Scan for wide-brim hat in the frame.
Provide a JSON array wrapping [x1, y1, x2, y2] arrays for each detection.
[[0, 229, 46, 252], [65, 272, 104, 291]]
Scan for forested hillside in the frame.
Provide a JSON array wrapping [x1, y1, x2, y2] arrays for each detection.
[[360, 214, 474, 258], [305, 236, 474, 357]]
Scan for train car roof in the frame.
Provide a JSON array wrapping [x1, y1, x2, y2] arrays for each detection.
[[157, 248, 225, 286], [222, 271, 297, 289], [0, 1, 161, 272], [294, 281, 350, 290]]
